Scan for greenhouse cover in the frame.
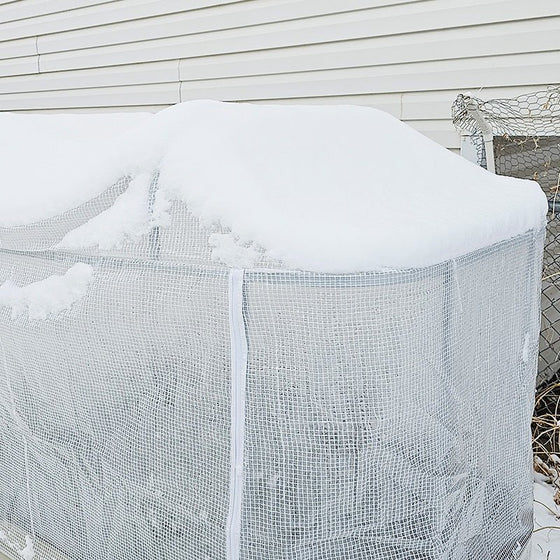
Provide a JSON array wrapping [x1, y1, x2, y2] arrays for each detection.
[[0, 101, 548, 560]]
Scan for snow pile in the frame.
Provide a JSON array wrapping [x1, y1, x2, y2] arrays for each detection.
[[0, 101, 548, 271], [0, 263, 93, 320], [533, 476, 560, 558], [0, 111, 150, 226], [58, 173, 169, 251], [0, 531, 35, 560], [20, 536, 35, 560], [154, 101, 547, 271], [208, 233, 260, 268]]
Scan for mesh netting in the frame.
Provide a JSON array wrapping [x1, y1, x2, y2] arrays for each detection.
[[0, 174, 543, 560], [452, 87, 560, 387]]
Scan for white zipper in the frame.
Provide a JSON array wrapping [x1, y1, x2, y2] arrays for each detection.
[[226, 269, 247, 560]]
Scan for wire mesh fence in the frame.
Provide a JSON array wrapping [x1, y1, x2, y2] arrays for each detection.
[[452, 87, 560, 388]]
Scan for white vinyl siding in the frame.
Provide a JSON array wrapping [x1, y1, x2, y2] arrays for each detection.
[[0, 0, 559, 150]]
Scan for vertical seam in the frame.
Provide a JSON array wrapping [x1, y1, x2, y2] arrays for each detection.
[[177, 59, 182, 103], [226, 268, 247, 560], [35, 36, 40, 73]]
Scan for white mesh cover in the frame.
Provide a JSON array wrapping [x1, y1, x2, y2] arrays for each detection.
[[0, 174, 544, 560]]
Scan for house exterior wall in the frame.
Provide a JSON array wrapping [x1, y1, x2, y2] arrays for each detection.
[[0, 0, 559, 151]]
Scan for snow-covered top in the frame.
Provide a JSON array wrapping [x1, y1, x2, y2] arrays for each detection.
[[0, 111, 151, 226], [0, 101, 547, 272]]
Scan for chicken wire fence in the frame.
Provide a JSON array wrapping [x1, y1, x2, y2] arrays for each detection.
[[452, 87, 560, 387], [0, 172, 543, 560]]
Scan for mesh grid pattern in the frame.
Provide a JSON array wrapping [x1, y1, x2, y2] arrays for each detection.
[[240, 235, 541, 560], [452, 87, 560, 386], [0, 252, 231, 560], [0, 176, 543, 559]]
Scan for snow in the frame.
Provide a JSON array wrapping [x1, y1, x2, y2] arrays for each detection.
[[58, 172, 168, 250], [154, 101, 547, 271], [20, 536, 34, 560], [0, 101, 548, 272], [209, 233, 260, 268], [533, 476, 560, 558], [0, 263, 93, 320], [0, 112, 150, 227], [0, 532, 34, 560]]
